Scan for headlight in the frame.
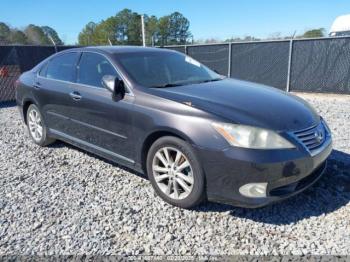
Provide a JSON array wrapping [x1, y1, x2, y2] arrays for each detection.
[[212, 122, 295, 149]]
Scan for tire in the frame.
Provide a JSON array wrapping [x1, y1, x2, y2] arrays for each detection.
[[146, 136, 205, 208], [26, 104, 55, 146]]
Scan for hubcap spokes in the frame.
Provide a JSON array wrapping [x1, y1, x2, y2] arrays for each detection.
[[152, 147, 194, 200], [28, 110, 43, 141]]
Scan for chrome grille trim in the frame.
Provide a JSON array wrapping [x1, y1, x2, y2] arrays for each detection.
[[293, 122, 327, 152]]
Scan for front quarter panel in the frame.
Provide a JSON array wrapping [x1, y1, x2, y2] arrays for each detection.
[[131, 90, 230, 164]]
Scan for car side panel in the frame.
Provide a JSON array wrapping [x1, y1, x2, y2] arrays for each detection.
[[35, 76, 79, 135], [61, 84, 136, 165]]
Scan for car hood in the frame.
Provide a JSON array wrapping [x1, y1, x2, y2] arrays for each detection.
[[149, 78, 319, 131]]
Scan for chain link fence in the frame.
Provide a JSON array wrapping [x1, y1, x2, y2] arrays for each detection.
[[0, 45, 80, 102], [187, 44, 230, 75], [290, 38, 350, 93], [1, 37, 350, 102], [164, 46, 186, 54], [0, 46, 57, 102], [230, 41, 290, 90], [165, 36, 350, 94]]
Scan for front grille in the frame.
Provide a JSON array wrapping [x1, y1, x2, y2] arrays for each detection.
[[293, 122, 327, 152]]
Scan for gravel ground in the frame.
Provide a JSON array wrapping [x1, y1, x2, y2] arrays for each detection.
[[0, 93, 349, 256]]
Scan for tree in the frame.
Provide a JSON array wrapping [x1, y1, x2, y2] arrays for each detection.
[[0, 22, 10, 43], [202, 38, 221, 44], [78, 22, 97, 45], [145, 15, 158, 46], [242, 35, 260, 41], [114, 9, 142, 45], [168, 12, 191, 45], [24, 24, 51, 45], [266, 32, 283, 40], [0, 22, 62, 45], [77, 9, 192, 46], [41, 26, 63, 45], [78, 9, 143, 45], [301, 28, 325, 38], [224, 37, 242, 43], [224, 35, 260, 42], [91, 20, 112, 45], [158, 15, 171, 46], [158, 12, 192, 46], [8, 30, 27, 44]]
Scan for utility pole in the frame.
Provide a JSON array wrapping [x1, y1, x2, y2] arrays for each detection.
[[141, 15, 146, 46]]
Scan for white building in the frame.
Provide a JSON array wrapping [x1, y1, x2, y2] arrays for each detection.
[[330, 14, 350, 36]]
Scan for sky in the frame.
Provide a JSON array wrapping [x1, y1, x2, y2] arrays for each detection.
[[2, 0, 350, 44]]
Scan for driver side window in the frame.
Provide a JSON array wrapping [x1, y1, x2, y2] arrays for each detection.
[[77, 52, 118, 88]]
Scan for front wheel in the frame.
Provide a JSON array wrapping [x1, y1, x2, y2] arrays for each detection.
[[146, 136, 205, 208], [26, 104, 55, 146]]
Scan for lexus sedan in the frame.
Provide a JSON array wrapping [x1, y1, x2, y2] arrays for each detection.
[[16, 46, 332, 208]]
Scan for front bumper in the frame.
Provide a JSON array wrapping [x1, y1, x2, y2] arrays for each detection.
[[196, 135, 332, 208]]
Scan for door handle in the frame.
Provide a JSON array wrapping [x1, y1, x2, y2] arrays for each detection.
[[33, 82, 41, 89], [69, 91, 82, 101]]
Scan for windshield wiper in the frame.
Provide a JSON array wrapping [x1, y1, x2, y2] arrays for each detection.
[[151, 77, 225, 88], [190, 77, 225, 85], [151, 83, 184, 88], [202, 77, 225, 83]]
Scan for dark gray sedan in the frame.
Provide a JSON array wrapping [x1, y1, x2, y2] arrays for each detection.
[[16, 46, 332, 208]]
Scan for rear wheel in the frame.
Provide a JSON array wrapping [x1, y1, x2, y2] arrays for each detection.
[[27, 104, 55, 146], [146, 136, 205, 208]]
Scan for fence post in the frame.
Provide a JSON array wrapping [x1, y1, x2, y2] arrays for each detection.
[[228, 43, 232, 78], [185, 45, 188, 55], [286, 39, 293, 92]]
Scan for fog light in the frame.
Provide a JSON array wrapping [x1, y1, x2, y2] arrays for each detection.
[[239, 183, 267, 198]]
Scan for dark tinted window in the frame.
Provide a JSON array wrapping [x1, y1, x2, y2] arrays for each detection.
[[46, 52, 79, 82], [77, 52, 117, 88]]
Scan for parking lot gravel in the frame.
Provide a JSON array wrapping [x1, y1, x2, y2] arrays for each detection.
[[0, 93, 349, 256]]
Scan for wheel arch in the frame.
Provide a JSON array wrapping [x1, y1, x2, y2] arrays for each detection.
[[22, 98, 37, 125], [140, 128, 194, 174]]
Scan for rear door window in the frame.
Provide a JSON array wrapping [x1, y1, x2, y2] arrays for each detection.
[[46, 52, 80, 82]]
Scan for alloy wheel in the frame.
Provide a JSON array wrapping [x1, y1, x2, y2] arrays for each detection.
[[152, 146, 194, 200], [28, 109, 43, 142]]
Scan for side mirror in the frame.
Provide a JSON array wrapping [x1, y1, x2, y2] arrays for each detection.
[[102, 75, 126, 99]]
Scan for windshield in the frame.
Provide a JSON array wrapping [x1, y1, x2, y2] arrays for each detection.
[[116, 51, 223, 88]]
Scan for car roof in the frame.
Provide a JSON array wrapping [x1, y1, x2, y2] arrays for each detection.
[[61, 45, 177, 55], [32, 45, 179, 72]]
